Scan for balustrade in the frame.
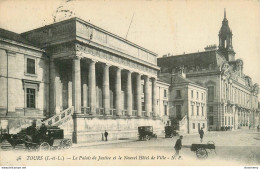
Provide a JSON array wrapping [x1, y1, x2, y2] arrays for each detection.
[[132, 110, 137, 116], [44, 107, 73, 126]]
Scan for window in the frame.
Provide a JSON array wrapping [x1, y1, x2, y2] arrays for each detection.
[[176, 105, 182, 119], [208, 86, 214, 102], [27, 58, 36, 74], [197, 106, 199, 115], [209, 116, 214, 125], [191, 90, 194, 98], [202, 106, 204, 116], [225, 116, 227, 125], [193, 123, 195, 129], [209, 106, 213, 112], [164, 89, 167, 98], [192, 105, 194, 115], [26, 88, 36, 108], [176, 90, 181, 98], [203, 123, 205, 128], [164, 105, 167, 115], [201, 93, 203, 100], [228, 117, 230, 125], [197, 92, 199, 99]]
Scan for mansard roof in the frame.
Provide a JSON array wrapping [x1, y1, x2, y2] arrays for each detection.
[[158, 73, 205, 89], [158, 50, 227, 72]]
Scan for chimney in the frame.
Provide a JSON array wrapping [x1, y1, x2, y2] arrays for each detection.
[[204, 44, 217, 51], [178, 66, 186, 78]]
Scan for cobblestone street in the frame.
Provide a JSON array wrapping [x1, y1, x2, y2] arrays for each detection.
[[71, 128, 260, 165]]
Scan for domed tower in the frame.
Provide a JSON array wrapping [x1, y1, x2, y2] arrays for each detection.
[[218, 9, 236, 61]]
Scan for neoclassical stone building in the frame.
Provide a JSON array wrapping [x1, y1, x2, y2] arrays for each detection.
[[159, 70, 208, 134], [158, 11, 259, 131], [0, 28, 48, 134], [0, 17, 169, 143]]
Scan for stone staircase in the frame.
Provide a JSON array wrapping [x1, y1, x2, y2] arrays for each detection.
[[43, 107, 74, 126], [173, 115, 188, 135]]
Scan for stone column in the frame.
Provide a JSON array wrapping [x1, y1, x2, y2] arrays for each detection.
[[88, 60, 96, 115], [50, 60, 61, 115], [144, 76, 151, 117], [126, 71, 132, 116], [152, 78, 157, 116], [72, 57, 81, 114], [115, 67, 122, 116], [68, 81, 72, 108], [82, 84, 88, 111], [103, 63, 110, 115], [136, 73, 142, 117], [55, 77, 61, 113]]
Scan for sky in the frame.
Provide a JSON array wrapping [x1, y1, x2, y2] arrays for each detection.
[[0, 0, 259, 98]]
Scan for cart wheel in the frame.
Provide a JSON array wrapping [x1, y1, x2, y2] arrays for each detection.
[[40, 142, 50, 151], [61, 139, 72, 149], [196, 148, 208, 159]]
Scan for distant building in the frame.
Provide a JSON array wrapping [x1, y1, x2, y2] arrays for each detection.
[[159, 68, 207, 134], [156, 79, 171, 126], [158, 10, 259, 131]]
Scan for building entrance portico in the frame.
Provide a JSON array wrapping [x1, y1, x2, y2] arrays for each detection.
[[50, 55, 161, 142], [52, 57, 158, 118]]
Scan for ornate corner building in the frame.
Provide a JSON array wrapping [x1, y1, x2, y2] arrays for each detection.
[[158, 10, 260, 131]]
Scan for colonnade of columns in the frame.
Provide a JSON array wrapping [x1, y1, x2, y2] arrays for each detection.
[[57, 57, 158, 117]]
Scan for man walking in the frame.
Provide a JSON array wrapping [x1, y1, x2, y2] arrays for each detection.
[[104, 130, 108, 141], [199, 127, 204, 143], [173, 135, 183, 159]]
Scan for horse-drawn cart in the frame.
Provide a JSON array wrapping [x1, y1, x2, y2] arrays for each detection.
[[190, 141, 216, 159], [24, 126, 72, 151], [1, 126, 72, 151]]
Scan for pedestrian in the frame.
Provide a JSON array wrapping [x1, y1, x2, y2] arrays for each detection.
[[249, 124, 251, 130], [104, 130, 108, 141], [199, 127, 204, 143], [173, 135, 183, 159], [257, 125, 259, 132]]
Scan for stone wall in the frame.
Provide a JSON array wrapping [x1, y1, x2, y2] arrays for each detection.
[[60, 117, 165, 143]]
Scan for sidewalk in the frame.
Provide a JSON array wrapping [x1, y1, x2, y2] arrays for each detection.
[[72, 129, 257, 148], [72, 138, 138, 148]]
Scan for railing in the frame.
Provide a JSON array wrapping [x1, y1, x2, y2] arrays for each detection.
[[132, 110, 137, 116], [96, 108, 105, 115], [142, 111, 147, 117], [81, 107, 91, 114], [179, 115, 187, 126], [110, 109, 116, 116], [44, 107, 73, 126], [151, 112, 156, 117], [122, 110, 127, 116]]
